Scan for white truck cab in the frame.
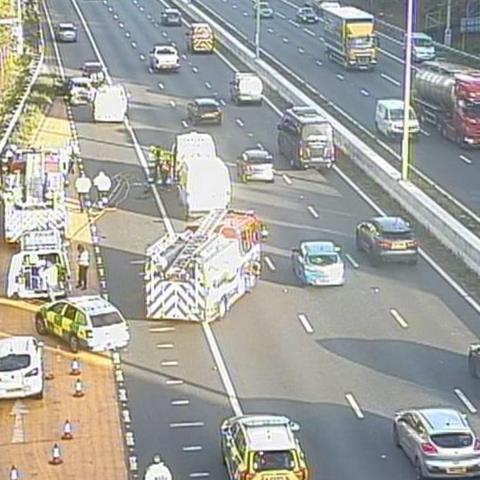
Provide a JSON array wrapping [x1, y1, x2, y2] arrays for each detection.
[[375, 99, 420, 140], [229, 72, 263, 104], [93, 84, 128, 122], [0, 336, 44, 399]]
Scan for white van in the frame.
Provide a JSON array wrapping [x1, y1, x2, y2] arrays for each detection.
[[0, 336, 44, 399], [178, 155, 231, 218], [93, 85, 128, 122], [173, 132, 217, 166], [230, 72, 263, 104], [375, 99, 420, 140]]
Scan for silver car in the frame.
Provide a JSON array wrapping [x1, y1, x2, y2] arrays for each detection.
[[393, 408, 480, 479]]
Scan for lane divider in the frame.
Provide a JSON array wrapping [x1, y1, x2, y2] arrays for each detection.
[[345, 393, 365, 419]]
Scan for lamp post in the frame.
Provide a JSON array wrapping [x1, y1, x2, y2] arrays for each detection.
[[444, 0, 452, 46], [401, 0, 414, 181], [16, 0, 24, 55], [254, 0, 261, 58]]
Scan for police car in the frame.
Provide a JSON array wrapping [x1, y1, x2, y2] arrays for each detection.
[[0, 336, 44, 399], [221, 414, 309, 480], [35, 295, 130, 353], [291, 240, 345, 286]]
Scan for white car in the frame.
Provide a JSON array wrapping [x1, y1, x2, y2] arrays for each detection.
[[149, 44, 180, 72], [0, 336, 44, 399]]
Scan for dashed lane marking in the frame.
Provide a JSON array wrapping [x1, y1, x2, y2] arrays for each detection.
[[158, 82, 164, 89], [232, 3, 237, 8], [189, 474, 210, 478], [390, 308, 408, 329], [171, 399, 190, 406], [336, 73, 344, 80], [380, 72, 401, 86], [307, 205, 319, 218], [149, 326, 175, 333], [119, 22, 124, 28], [205, 81, 212, 89], [131, 41, 137, 48], [420, 129, 430, 136], [298, 47, 304, 53], [170, 421, 205, 428], [169, 100, 176, 107], [345, 393, 365, 419], [288, 19, 299, 27], [243, 11, 248, 16], [282, 173, 292, 184], [282, 37, 289, 43], [166, 379, 184, 385], [360, 88, 369, 96], [303, 28, 316, 37], [162, 31, 168, 37], [235, 118, 244, 127], [183, 445, 202, 452], [345, 253, 359, 269], [267, 27, 274, 33], [256, 142, 264, 149], [276, 11, 286, 19], [192, 66, 199, 73], [182, 120, 189, 128], [298, 314, 314, 334], [460, 155, 473, 165], [454, 388, 477, 414], [315, 59, 323, 66], [156, 343, 174, 349], [161, 360, 179, 366], [264, 256, 276, 271]]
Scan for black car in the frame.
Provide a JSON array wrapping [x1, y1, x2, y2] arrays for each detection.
[[355, 216, 418, 265], [296, 7, 318, 23], [187, 98, 223, 125], [160, 8, 182, 26]]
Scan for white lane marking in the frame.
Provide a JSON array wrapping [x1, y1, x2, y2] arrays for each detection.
[[219, 99, 226, 106], [232, 3, 237, 8], [119, 22, 124, 28], [108, 6, 113, 11], [282, 173, 292, 185], [139, 54, 145, 61], [360, 88, 369, 96], [307, 205, 319, 218], [345, 393, 365, 419], [267, 27, 274, 33], [336, 73, 344, 81], [166, 379, 184, 385], [189, 474, 210, 478], [148, 67, 153, 73], [139, 5, 144, 11], [183, 445, 203, 452], [169, 100, 176, 107], [171, 399, 190, 406], [390, 308, 408, 329], [181, 53, 187, 60], [182, 120, 189, 128], [282, 37, 289, 43], [298, 47, 304, 54], [205, 81, 212, 89], [345, 253, 359, 269], [161, 360, 179, 366], [454, 388, 478, 414], [125, 32, 131, 38], [243, 11, 248, 16], [235, 118, 244, 127], [276, 11, 286, 19], [157, 343, 174, 349], [113, 13, 119, 20], [380, 72, 401, 86], [192, 66, 199, 73], [149, 326, 175, 332], [170, 421, 205, 428], [420, 129, 430, 136], [460, 155, 473, 165], [158, 82, 164, 89], [298, 314, 314, 334], [256, 142, 264, 149], [202, 323, 243, 416], [264, 256, 276, 271], [303, 28, 316, 37], [315, 59, 323, 66], [288, 19, 299, 27], [131, 41, 137, 48], [162, 31, 168, 38]]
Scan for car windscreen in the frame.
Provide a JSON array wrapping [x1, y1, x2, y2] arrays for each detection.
[[463, 101, 480, 117], [156, 48, 176, 55], [389, 108, 416, 121], [300, 8, 315, 14], [90, 312, 124, 328], [253, 450, 295, 471], [413, 37, 433, 47], [302, 123, 330, 140], [59, 26, 75, 32], [380, 230, 413, 240], [307, 253, 339, 266], [166, 11, 179, 17], [246, 154, 272, 164], [198, 104, 219, 113], [0, 353, 31, 372], [431, 433, 473, 448]]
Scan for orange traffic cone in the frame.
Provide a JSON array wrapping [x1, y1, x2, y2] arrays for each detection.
[[49, 443, 63, 465], [70, 358, 81, 376], [9, 465, 19, 480], [73, 378, 84, 398], [61, 419, 73, 440]]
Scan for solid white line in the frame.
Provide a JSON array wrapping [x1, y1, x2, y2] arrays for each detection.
[[345, 253, 359, 269], [235, 118, 244, 127], [161, 360, 179, 366], [149, 326, 175, 332], [390, 308, 408, 329], [42, 0, 65, 80], [183, 445, 203, 452], [264, 256, 276, 271], [454, 388, 478, 414], [166, 379, 184, 385], [460, 155, 473, 165], [303, 28, 316, 37], [298, 314, 314, 334], [170, 421, 205, 428], [276, 11, 286, 19], [380, 73, 401, 86], [307, 205, 319, 218], [282, 173, 292, 185], [156, 343, 174, 349], [345, 393, 365, 419], [171, 399, 190, 406]]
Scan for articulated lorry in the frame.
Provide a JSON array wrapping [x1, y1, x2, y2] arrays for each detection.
[[413, 61, 480, 147], [323, 6, 378, 70]]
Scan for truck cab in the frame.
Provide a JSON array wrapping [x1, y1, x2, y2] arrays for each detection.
[[375, 99, 420, 140]]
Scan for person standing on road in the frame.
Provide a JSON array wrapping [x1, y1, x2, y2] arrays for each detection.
[[76, 244, 90, 290], [93, 170, 112, 209], [74, 172, 92, 213]]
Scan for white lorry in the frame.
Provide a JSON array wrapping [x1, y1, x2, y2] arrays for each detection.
[[93, 84, 128, 122], [7, 230, 70, 300], [229, 72, 263, 104]]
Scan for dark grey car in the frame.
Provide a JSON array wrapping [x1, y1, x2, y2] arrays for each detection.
[[160, 8, 182, 26]]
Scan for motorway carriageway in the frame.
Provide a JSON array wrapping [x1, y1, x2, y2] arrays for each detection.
[[198, 0, 480, 215], [46, 0, 480, 478]]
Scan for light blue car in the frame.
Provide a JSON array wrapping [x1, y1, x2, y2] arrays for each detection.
[[291, 241, 345, 286]]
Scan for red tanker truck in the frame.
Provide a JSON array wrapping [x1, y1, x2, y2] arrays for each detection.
[[413, 60, 480, 147]]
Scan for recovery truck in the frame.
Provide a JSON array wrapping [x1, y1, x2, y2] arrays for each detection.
[[323, 6, 378, 70], [145, 209, 266, 321], [7, 229, 70, 300], [0, 149, 67, 243], [413, 61, 480, 147]]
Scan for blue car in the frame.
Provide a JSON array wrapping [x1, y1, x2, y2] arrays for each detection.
[[291, 241, 345, 286]]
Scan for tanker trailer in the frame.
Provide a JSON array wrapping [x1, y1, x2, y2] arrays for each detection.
[[413, 60, 480, 147]]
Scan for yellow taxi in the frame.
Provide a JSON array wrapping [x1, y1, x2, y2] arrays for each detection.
[[220, 414, 309, 480]]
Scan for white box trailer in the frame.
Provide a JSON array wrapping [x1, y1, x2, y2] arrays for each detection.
[[93, 84, 128, 122]]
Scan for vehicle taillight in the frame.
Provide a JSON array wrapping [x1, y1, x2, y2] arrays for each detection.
[[377, 239, 392, 249], [25, 368, 39, 378], [474, 439, 480, 451], [239, 472, 254, 480], [421, 442, 438, 455], [295, 467, 308, 480]]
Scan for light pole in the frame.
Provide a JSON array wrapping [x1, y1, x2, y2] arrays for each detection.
[[254, 0, 261, 58], [401, 0, 414, 181], [444, 0, 452, 46], [16, 0, 24, 55]]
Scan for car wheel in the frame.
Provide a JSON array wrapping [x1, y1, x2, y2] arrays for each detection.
[[69, 335, 79, 353], [393, 424, 401, 448], [35, 314, 48, 335], [415, 458, 425, 480]]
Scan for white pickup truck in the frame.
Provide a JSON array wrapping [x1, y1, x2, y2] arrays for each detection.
[[149, 44, 180, 72]]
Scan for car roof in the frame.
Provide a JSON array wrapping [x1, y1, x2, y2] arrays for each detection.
[[0, 336, 38, 355], [234, 415, 297, 451], [301, 241, 337, 255], [377, 99, 404, 109], [243, 149, 271, 158], [194, 98, 220, 106], [417, 408, 470, 433], [56, 295, 119, 316], [372, 216, 410, 232], [285, 106, 327, 124]]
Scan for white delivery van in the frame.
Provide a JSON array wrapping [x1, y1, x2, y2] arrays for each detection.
[[178, 155, 231, 218], [93, 84, 128, 122], [173, 132, 217, 167], [375, 99, 420, 140], [0, 336, 44, 399], [230, 72, 263, 104]]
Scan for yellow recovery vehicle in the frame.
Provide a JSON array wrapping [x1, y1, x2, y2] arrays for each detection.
[[186, 23, 215, 53]]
